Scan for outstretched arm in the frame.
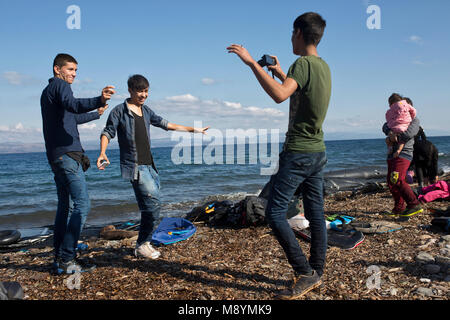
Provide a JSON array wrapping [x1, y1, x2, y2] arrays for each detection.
[[227, 44, 298, 103], [167, 123, 209, 134]]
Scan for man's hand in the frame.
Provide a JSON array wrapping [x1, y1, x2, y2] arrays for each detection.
[[267, 55, 286, 81], [96, 153, 110, 170], [393, 150, 400, 158], [101, 86, 115, 105], [97, 104, 108, 116], [227, 44, 256, 66], [194, 126, 210, 134]]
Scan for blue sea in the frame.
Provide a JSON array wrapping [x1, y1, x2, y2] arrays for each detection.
[[1, 136, 449, 230]]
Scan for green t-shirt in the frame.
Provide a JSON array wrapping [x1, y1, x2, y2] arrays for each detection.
[[285, 55, 331, 153]]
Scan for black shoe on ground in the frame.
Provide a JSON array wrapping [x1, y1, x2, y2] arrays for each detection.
[[276, 270, 322, 300], [58, 259, 96, 275], [400, 205, 424, 217]]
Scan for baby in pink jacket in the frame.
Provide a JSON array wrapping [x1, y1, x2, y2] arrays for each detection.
[[385, 94, 417, 158]]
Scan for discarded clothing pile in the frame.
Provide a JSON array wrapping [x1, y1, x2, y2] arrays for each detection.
[[418, 181, 450, 203], [185, 196, 267, 228]]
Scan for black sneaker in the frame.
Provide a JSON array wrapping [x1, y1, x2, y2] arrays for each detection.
[[400, 205, 423, 217], [58, 259, 96, 275], [276, 270, 322, 300]]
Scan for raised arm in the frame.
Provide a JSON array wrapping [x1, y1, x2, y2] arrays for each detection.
[[227, 44, 298, 103]]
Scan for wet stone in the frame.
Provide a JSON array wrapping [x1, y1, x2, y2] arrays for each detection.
[[415, 252, 435, 264]]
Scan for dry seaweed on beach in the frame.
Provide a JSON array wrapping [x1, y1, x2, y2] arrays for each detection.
[[0, 174, 449, 300]]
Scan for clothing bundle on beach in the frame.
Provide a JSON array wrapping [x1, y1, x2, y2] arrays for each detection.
[[419, 181, 450, 203], [185, 196, 267, 228]]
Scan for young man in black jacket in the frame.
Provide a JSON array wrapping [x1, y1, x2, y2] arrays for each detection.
[[41, 53, 115, 274]]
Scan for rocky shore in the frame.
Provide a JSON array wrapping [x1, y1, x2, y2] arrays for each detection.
[[1, 174, 449, 300]]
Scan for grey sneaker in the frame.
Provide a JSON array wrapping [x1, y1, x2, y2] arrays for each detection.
[[135, 241, 161, 259], [276, 270, 322, 300]]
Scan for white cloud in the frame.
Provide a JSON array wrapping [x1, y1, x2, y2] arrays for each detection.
[[111, 93, 129, 101], [151, 94, 287, 132], [73, 78, 94, 85], [201, 78, 217, 85], [407, 35, 423, 45], [224, 101, 242, 109], [412, 60, 425, 66], [0, 123, 43, 143], [2, 71, 37, 86], [166, 94, 200, 103], [79, 123, 97, 130]]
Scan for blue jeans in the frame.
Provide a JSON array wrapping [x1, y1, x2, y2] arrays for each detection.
[[50, 154, 90, 262], [131, 165, 161, 245], [265, 151, 328, 276]]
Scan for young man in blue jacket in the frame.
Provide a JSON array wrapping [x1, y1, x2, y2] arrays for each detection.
[[228, 12, 331, 299], [97, 74, 209, 260], [41, 53, 115, 274]]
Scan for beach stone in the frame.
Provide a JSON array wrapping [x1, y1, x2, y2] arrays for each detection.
[[441, 235, 450, 243], [424, 264, 441, 274], [439, 248, 450, 257], [100, 225, 138, 240], [420, 278, 431, 283], [415, 287, 433, 297], [415, 252, 435, 264], [390, 288, 398, 296], [435, 255, 450, 266]]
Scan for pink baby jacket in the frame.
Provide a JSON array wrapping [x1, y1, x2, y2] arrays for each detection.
[[386, 100, 417, 134]]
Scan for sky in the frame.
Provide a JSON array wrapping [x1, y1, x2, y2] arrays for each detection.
[[0, 0, 449, 148]]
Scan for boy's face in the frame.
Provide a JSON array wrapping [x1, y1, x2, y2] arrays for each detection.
[[54, 62, 77, 84], [291, 29, 303, 55], [129, 87, 149, 106]]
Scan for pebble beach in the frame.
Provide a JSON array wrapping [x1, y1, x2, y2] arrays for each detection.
[[1, 173, 449, 301]]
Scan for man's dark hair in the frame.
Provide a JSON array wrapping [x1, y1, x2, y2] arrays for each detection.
[[293, 12, 326, 46], [128, 74, 150, 91], [388, 93, 403, 106], [404, 97, 413, 106], [53, 53, 78, 75]]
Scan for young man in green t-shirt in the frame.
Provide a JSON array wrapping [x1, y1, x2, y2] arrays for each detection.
[[228, 12, 331, 299]]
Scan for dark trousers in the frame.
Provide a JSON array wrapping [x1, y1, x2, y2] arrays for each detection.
[[265, 151, 328, 276], [50, 154, 90, 262]]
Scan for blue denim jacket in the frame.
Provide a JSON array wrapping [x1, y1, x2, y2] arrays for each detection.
[[101, 99, 169, 180]]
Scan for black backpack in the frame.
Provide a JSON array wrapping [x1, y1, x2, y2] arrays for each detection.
[[185, 200, 233, 225], [225, 196, 267, 227]]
